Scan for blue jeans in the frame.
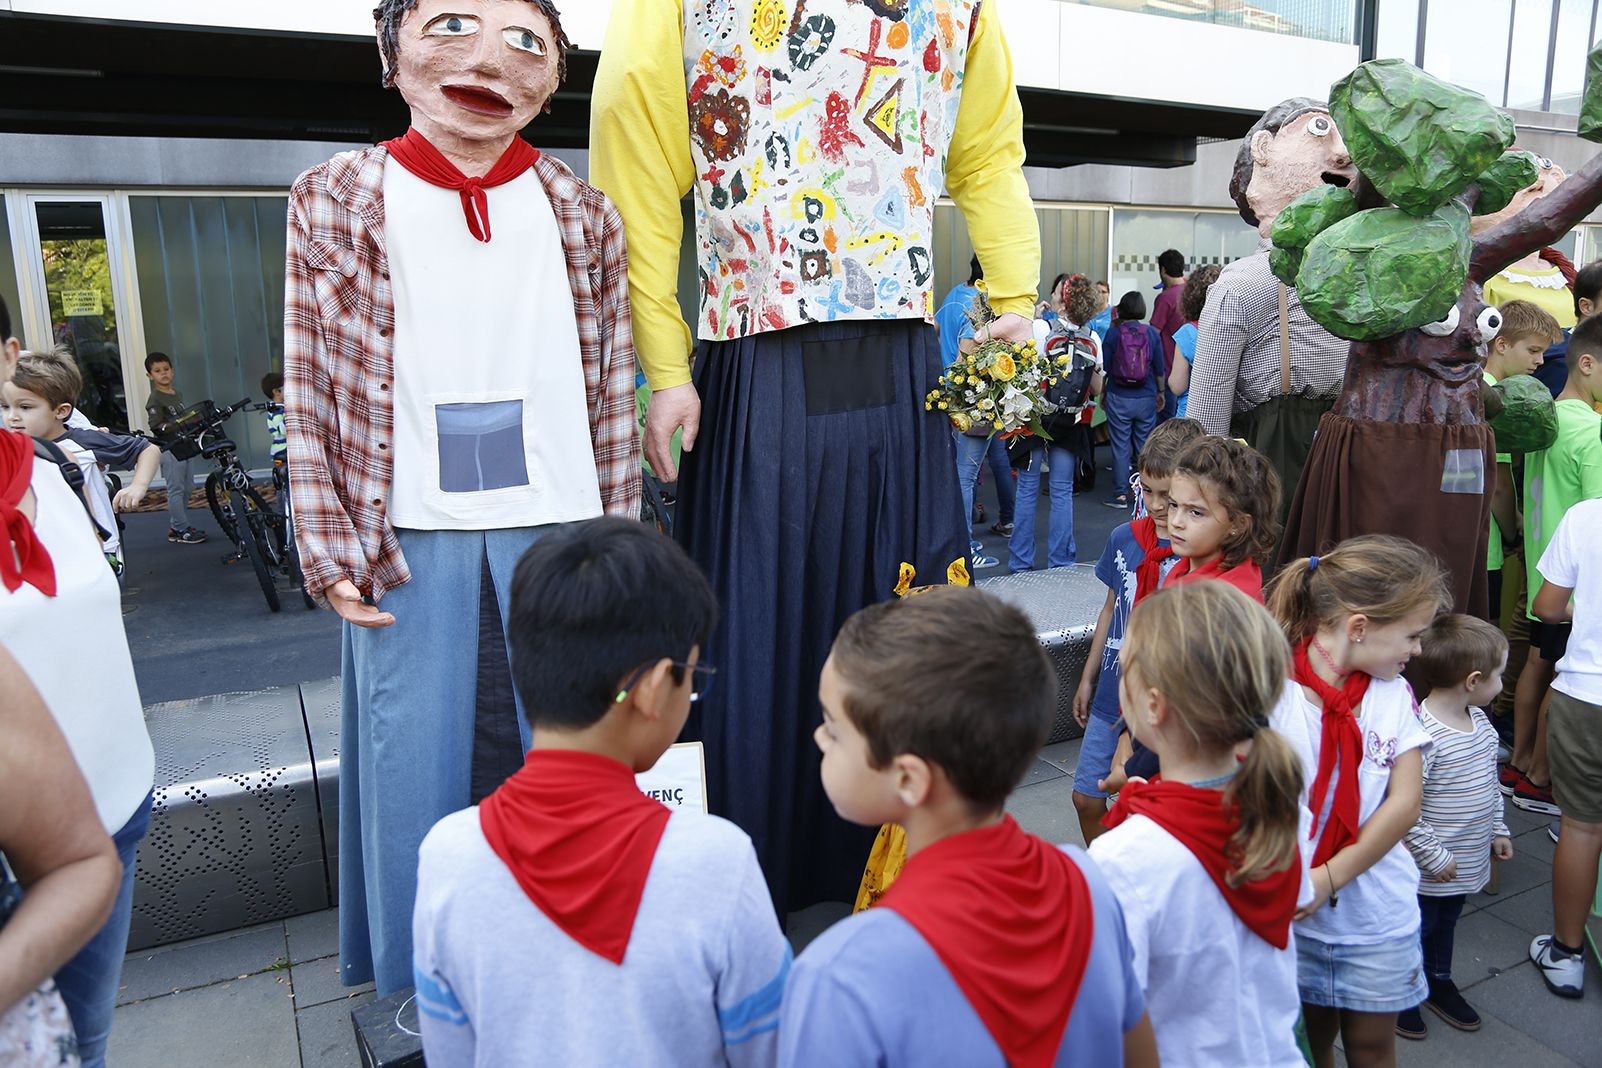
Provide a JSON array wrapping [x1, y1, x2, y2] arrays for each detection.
[[55, 790, 152, 1068], [953, 432, 990, 543], [1009, 445, 1075, 570], [977, 436, 1015, 525], [1103, 387, 1158, 501], [339, 527, 545, 995], [1419, 893, 1467, 983]]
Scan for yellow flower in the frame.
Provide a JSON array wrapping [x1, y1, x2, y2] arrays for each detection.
[[951, 412, 973, 432], [1056, 355, 1071, 367], [938, 400, 949, 410], [966, 355, 977, 366], [990, 354, 1017, 381], [925, 403, 933, 411], [952, 374, 965, 385]]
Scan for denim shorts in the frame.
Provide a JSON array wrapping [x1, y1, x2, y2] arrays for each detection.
[[1296, 930, 1427, 1014], [1073, 713, 1124, 797]]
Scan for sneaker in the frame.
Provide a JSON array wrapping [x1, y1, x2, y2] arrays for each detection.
[[1424, 978, 1480, 1031], [1395, 1005, 1427, 1040], [1103, 494, 1130, 510], [1548, 820, 1561, 844], [168, 527, 207, 544], [1513, 778, 1561, 816], [1530, 935, 1585, 998], [972, 553, 1000, 569], [1499, 763, 1526, 797], [970, 540, 985, 557], [990, 521, 1014, 537]]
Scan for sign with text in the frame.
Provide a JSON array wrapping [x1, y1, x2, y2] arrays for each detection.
[[60, 290, 103, 317], [636, 741, 707, 815]]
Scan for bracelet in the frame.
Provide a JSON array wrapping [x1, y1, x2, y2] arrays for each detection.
[[1324, 863, 1339, 908]]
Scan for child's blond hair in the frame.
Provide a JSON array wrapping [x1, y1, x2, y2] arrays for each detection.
[[1267, 535, 1452, 645], [1137, 417, 1207, 480], [11, 348, 81, 410], [1495, 299, 1563, 348], [1122, 582, 1303, 885]]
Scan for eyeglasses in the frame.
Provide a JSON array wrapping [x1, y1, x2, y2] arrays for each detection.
[[615, 660, 718, 704]]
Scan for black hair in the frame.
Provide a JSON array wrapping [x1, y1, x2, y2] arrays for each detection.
[[508, 516, 720, 730], [1576, 259, 1602, 318], [1116, 290, 1147, 322], [1230, 98, 1329, 229], [1158, 249, 1185, 278], [968, 254, 983, 285], [144, 351, 172, 372], [261, 371, 285, 399], [1568, 311, 1602, 365], [0, 294, 10, 342], [374, 0, 571, 94]]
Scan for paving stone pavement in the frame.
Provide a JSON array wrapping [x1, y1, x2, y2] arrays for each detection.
[[108, 737, 1602, 1067]]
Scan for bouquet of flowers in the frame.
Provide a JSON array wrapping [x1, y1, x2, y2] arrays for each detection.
[[925, 286, 1064, 439]]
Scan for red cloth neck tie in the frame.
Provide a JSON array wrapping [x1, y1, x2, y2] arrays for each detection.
[[1166, 556, 1265, 602], [880, 816, 1094, 1068], [478, 748, 671, 964], [1292, 638, 1371, 867], [1103, 777, 1301, 948], [0, 430, 55, 596], [381, 127, 539, 243], [1130, 516, 1173, 604]]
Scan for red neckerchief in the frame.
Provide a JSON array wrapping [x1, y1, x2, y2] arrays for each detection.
[[1130, 516, 1172, 604], [1166, 556, 1265, 602], [1291, 639, 1370, 867], [880, 816, 1093, 1068], [478, 749, 670, 964], [381, 127, 540, 243], [0, 430, 55, 596], [1103, 777, 1300, 949]]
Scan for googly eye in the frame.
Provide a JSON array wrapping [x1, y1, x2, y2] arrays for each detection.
[[1307, 115, 1333, 137], [1476, 306, 1504, 342], [425, 14, 479, 36], [504, 27, 547, 55], [1539, 156, 1554, 170], [1419, 305, 1461, 337]]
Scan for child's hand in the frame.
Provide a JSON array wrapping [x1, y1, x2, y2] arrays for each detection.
[[113, 485, 146, 512], [1295, 869, 1333, 921], [1073, 677, 1094, 728], [1492, 836, 1514, 861], [1098, 767, 1131, 795], [1432, 857, 1458, 883]]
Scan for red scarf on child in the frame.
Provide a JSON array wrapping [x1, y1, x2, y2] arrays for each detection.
[[479, 749, 670, 964], [1291, 638, 1370, 867], [1130, 516, 1172, 603], [382, 127, 540, 243], [0, 430, 54, 596], [880, 816, 1094, 1068], [1103, 777, 1300, 948], [1165, 556, 1264, 602]]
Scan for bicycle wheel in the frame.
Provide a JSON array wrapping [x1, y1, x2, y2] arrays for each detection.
[[237, 485, 286, 568], [234, 491, 281, 612], [206, 473, 239, 544]]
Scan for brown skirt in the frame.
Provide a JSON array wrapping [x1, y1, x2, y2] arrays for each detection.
[[1282, 414, 1493, 618]]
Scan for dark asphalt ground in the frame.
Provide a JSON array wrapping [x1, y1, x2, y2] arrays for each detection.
[[123, 445, 1128, 705]]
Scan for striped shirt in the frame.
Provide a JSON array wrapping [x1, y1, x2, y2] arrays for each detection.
[[1404, 704, 1510, 896], [1185, 247, 1350, 437]]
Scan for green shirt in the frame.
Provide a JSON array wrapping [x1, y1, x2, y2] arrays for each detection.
[[145, 387, 186, 428], [1524, 397, 1602, 617], [1485, 372, 1513, 572]]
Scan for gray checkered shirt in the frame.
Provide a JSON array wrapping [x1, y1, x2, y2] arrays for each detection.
[[1186, 247, 1350, 436]]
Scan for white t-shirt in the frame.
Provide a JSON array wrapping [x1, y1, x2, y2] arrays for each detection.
[[383, 159, 602, 531], [57, 437, 121, 561], [0, 455, 153, 832], [1539, 498, 1602, 705], [1090, 809, 1310, 1068], [1271, 675, 1432, 944]]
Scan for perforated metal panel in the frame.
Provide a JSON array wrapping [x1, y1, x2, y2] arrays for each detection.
[[979, 566, 1105, 743], [303, 676, 343, 899], [129, 685, 332, 950]]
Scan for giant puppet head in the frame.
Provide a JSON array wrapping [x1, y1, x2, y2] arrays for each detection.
[[1229, 98, 1360, 238], [374, 0, 571, 151]]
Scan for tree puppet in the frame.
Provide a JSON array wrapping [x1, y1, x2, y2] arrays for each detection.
[[283, 0, 639, 995], [1275, 52, 1602, 619]]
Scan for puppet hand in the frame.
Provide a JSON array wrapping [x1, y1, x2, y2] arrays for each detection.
[[980, 312, 1035, 346], [645, 383, 700, 484], [326, 579, 396, 628]]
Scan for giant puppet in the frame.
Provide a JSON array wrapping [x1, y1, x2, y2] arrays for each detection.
[[1185, 99, 1358, 527], [1275, 53, 1602, 619], [590, 1, 1040, 914], [283, 0, 640, 994]]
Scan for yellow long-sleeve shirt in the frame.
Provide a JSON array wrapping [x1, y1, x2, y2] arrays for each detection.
[[590, 0, 1040, 390]]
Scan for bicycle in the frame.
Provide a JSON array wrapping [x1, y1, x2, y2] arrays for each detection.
[[158, 398, 315, 613]]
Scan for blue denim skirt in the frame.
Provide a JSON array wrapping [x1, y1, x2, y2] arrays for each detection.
[[1296, 930, 1428, 1013]]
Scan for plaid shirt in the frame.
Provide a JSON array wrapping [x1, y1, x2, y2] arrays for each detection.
[[283, 146, 641, 605]]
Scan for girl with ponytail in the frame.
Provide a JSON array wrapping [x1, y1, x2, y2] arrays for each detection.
[[1265, 535, 1452, 1068], [1089, 581, 1309, 1067]]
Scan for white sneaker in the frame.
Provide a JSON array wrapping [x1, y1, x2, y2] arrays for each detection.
[[1530, 935, 1585, 998]]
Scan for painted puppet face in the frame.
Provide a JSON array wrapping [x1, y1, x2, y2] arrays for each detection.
[[1472, 153, 1568, 234], [1246, 110, 1359, 237], [385, 0, 558, 146]]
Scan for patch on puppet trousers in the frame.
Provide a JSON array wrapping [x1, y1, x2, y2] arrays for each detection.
[[435, 400, 529, 493], [1439, 448, 1485, 495]]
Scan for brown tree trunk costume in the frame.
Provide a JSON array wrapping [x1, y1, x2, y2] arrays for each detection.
[[1283, 151, 1602, 616]]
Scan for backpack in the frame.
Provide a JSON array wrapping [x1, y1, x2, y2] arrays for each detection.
[[1040, 324, 1098, 439], [31, 436, 113, 545], [1108, 321, 1153, 388]]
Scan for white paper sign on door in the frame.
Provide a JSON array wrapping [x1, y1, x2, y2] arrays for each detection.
[[635, 741, 708, 815]]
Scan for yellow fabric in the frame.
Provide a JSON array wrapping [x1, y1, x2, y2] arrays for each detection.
[[1483, 266, 1578, 330], [855, 822, 908, 912], [590, 0, 1039, 391]]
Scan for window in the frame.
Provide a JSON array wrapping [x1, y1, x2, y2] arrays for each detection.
[[1374, 0, 1422, 61], [1423, 0, 1513, 106], [1069, 0, 1358, 43], [933, 202, 1111, 319], [1506, 0, 1556, 111], [1547, 0, 1598, 114], [1108, 208, 1261, 306]]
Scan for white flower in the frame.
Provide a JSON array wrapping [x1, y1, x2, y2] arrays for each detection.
[[999, 386, 1034, 425]]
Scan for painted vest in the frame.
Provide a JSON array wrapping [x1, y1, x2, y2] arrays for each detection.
[[683, 0, 978, 341]]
